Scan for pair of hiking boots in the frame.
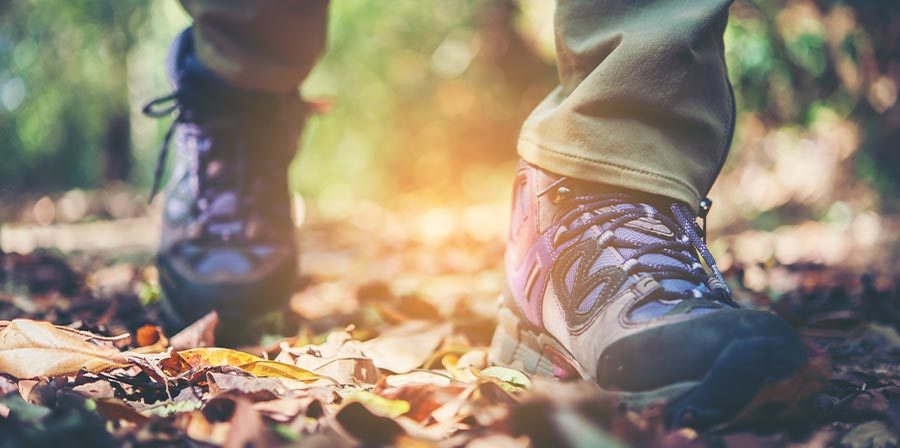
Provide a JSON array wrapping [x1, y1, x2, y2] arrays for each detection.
[[148, 30, 816, 430]]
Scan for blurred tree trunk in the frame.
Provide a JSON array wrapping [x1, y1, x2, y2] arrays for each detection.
[[102, 5, 136, 184], [103, 112, 132, 182]]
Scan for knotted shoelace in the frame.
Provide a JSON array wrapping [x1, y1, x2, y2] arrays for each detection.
[[551, 190, 733, 303]]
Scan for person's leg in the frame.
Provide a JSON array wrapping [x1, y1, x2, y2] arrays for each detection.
[[146, 1, 328, 338], [519, 0, 734, 210], [492, 0, 820, 430], [179, 0, 328, 92]]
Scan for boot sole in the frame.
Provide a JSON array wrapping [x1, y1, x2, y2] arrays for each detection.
[[489, 303, 827, 430], [158, 274, 292, 346]]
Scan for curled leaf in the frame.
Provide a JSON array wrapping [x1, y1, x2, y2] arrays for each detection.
[[442, 353, 477, 383], [0, 319, 131, 378], [170, 311, 218, 350], [132, 324, 169, 354], [479, 366, 531, 392]]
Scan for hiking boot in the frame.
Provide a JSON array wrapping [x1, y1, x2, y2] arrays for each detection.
[[144, 29, 307, 335], [490, 161, 822, 430]]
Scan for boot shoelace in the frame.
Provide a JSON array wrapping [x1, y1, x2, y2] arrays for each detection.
[[548, 187, 732, 303], [143, 92, 252, 241]]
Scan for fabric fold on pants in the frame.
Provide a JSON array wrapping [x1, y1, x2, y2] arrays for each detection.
[[518, 0, 736, 210]]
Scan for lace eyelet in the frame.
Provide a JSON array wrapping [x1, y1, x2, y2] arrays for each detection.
[[552, 186, 572, 204]]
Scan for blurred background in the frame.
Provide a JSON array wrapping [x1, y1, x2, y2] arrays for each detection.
[[0, 0, 898, 284]]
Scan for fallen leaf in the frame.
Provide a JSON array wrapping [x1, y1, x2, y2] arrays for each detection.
[[16, 379, 38, 402], [442, 353, 478, 382], [94, 397, 150, 425], [132, 324, 168, 353], [380, 381, 469, 422], [0, 319, 131, 378], [345, 390, 411, 418], [72, 379, 115, 399], [362, 321, 451, 373], [252, 397, 310, 422], [0, 374, 17, 396], [178, 347, 262, 369], [840, 421, 898, 448], [373, 294, 442, 324], [334, 401, 406, 446], [170, 311, 219, 350], [383, 370, 453, 388], [208, 394, 266, 448], [430, 383, 478, 424], [308, 357, 379, 386], [239, 360, 323, 382], [479, 366, 531, 391], [207, 371, 284, 400], [457, 349, 489, 370], [186, 409, 230, 446], [135, 324, 166, 347]]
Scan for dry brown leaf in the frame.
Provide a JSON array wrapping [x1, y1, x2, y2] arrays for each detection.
[[16, 379, 38, 401], [186, 410, 230, 446], [171, 311, 219, 350], [0, 374, 17, 395], [207, 371, 284, 400], [431, 383, 478, 424], [362, 321, 452, 373], [252, 397, 311, 422], [309, 357, 379, 386], [136, 324, 166, 347], [334, 401, 406, 446], [207, 394, 267, 448], [0, 319, 131, 378], [72, 378, 116, 399], [94, 398, 151, 425], [383, 371, 454, 388], [380, 382, 469, 422], [132, 324, 169, 354], [285, 330, 366, 363]]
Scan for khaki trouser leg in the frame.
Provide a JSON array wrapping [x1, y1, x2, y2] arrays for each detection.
[[178, 0, 329, 93], [519, 0, 735, 210]]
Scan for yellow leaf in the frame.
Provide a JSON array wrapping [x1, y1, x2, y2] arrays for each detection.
[[0, 319, 130, 378], [344, 390, 410, 418], [441, 353, 477, 383], [238, 360, 321, 382], [479, 366, 531, 391], [177, 348, 262, 369]]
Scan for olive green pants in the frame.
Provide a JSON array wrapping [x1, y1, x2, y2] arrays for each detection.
[[180, 0, 734, 210]]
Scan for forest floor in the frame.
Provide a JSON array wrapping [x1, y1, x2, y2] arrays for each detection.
[[0, 197, 898, 448]]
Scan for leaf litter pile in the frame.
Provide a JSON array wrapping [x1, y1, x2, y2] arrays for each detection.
[[1, 217, 899, 447]]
